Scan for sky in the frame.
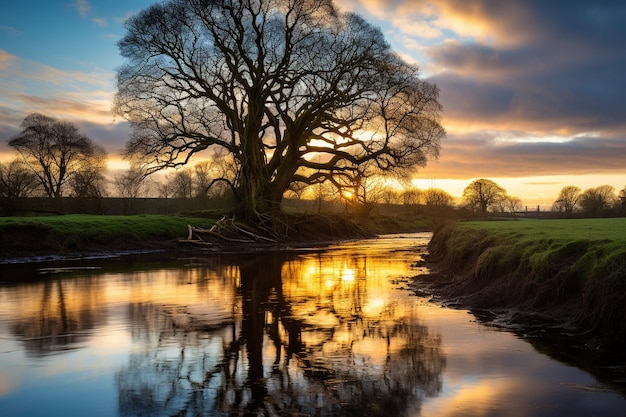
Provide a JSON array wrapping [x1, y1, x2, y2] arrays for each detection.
[[1, 0, 625, 207]]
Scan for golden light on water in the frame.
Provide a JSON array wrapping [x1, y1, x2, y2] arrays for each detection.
[[2, 234, 620, 415]]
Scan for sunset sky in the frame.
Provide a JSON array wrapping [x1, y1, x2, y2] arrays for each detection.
[[1, 0, 625, 207]]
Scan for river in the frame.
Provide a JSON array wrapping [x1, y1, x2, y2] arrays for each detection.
[[0, 233, 625, 417]]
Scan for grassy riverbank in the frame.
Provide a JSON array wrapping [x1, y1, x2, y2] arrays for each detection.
[[426, 218, 626, 346], [0, 214, 219, 257], [0, 213, 428, 260]]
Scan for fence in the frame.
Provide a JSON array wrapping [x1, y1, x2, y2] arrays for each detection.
[[0, 197, 232, 216]]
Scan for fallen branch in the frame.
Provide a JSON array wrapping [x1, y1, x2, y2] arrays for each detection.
[[181, 216, 278, 248]]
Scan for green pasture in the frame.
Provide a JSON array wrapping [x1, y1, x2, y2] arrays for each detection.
[[444, 218, 626, 278], [461, 218, 626, 242], [0, 214, 216, 245]]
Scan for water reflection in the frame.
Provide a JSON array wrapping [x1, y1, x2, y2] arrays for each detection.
[[10, 278, 107, 356], [116, 252, 445, 416], [3, 234, 624, 416]]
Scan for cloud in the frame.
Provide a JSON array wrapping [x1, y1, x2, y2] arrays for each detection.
[[0, 49, 127, 157], [524, 182, 562, 186], [0, 25, 21, 36], [92, 17, 108, 28], [74, 0, 91, 17], [340, 1, 626, 134], [420, 131, 626, 179], [0, 49, 16, 70]]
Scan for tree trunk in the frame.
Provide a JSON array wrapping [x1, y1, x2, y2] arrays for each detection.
[[236, 163, 283, 233], [235, 131, 298, 235]]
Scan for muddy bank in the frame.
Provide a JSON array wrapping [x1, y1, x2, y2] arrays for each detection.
[[416, 223, 626, 351]]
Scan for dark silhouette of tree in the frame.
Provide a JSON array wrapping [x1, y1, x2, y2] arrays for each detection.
[[424, 187, 453, 208], [68, 146, 108, 198], [114, 0, 444, 229], [422, 187, 454, 221], [331, 161, 385, 217], [192, 156, 236, 198], [114, 165, 151, 198], [160, 168, 194, 198], [552, 185, 581, 216], [192, 160, 213, 197], [501, 195, 522, 215], [312, 181, 335, 214], [462, 178, 506, 216], [8, 113, 106, 198], [578, 185, 617, 217], [0, 158, 40, 198], [11, 278, 106, 356], [402, 187, 422, 206]]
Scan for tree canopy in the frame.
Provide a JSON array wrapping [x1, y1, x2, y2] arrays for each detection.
[[115, 0, 444, 229], [578, 185, 617, 217], [552, 185, 581, 216], [462, 178, 506, 215]]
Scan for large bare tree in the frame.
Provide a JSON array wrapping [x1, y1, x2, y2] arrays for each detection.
[[9, 113, 106, 198], [114, 0, 444, 229]]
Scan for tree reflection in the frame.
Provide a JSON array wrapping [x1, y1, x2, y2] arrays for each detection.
[[117, 253, 445, 416], [11, 278, 106, 355]]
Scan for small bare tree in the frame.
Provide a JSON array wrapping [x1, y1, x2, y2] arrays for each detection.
[[68, 146, 108, 198], [552, 185, 581, 216], [462, 179, 507, 216], [502, 195, 522, 215], [424, 188, 453, 208], [402, 188, 423, 206], [9, 113, 105, 198], [0, 158, 41, 198], [161, 169, 194, 199], [114, 165, 151, 198]]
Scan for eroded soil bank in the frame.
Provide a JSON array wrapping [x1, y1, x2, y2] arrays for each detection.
[[418, 222, 626, 351]]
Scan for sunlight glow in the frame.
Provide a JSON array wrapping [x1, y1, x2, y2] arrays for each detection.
[[106, 159, 130, 171], [341, 265, 355, 283]]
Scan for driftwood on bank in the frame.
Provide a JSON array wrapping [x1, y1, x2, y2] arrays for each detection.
[[179, 216, 278, 248]]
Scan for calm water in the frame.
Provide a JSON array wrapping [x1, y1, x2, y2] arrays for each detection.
[[1, 233, 625, 417]]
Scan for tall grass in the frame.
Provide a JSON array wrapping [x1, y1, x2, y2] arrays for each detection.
[[428, 218, 626, 344]]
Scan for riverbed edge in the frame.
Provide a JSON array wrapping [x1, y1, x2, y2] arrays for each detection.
[[416, 223, 626, 352]]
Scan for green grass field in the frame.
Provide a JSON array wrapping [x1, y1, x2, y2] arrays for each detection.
[[0, 214, 217, 253], [462, 218, 626, 242], [0, 212, 427, 256]]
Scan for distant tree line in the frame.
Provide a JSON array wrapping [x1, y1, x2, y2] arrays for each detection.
[[2, 114, 448, 218], [552, 184, 626, 218], [457, 178, 626, 218], [3, 114, 624, 220]]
